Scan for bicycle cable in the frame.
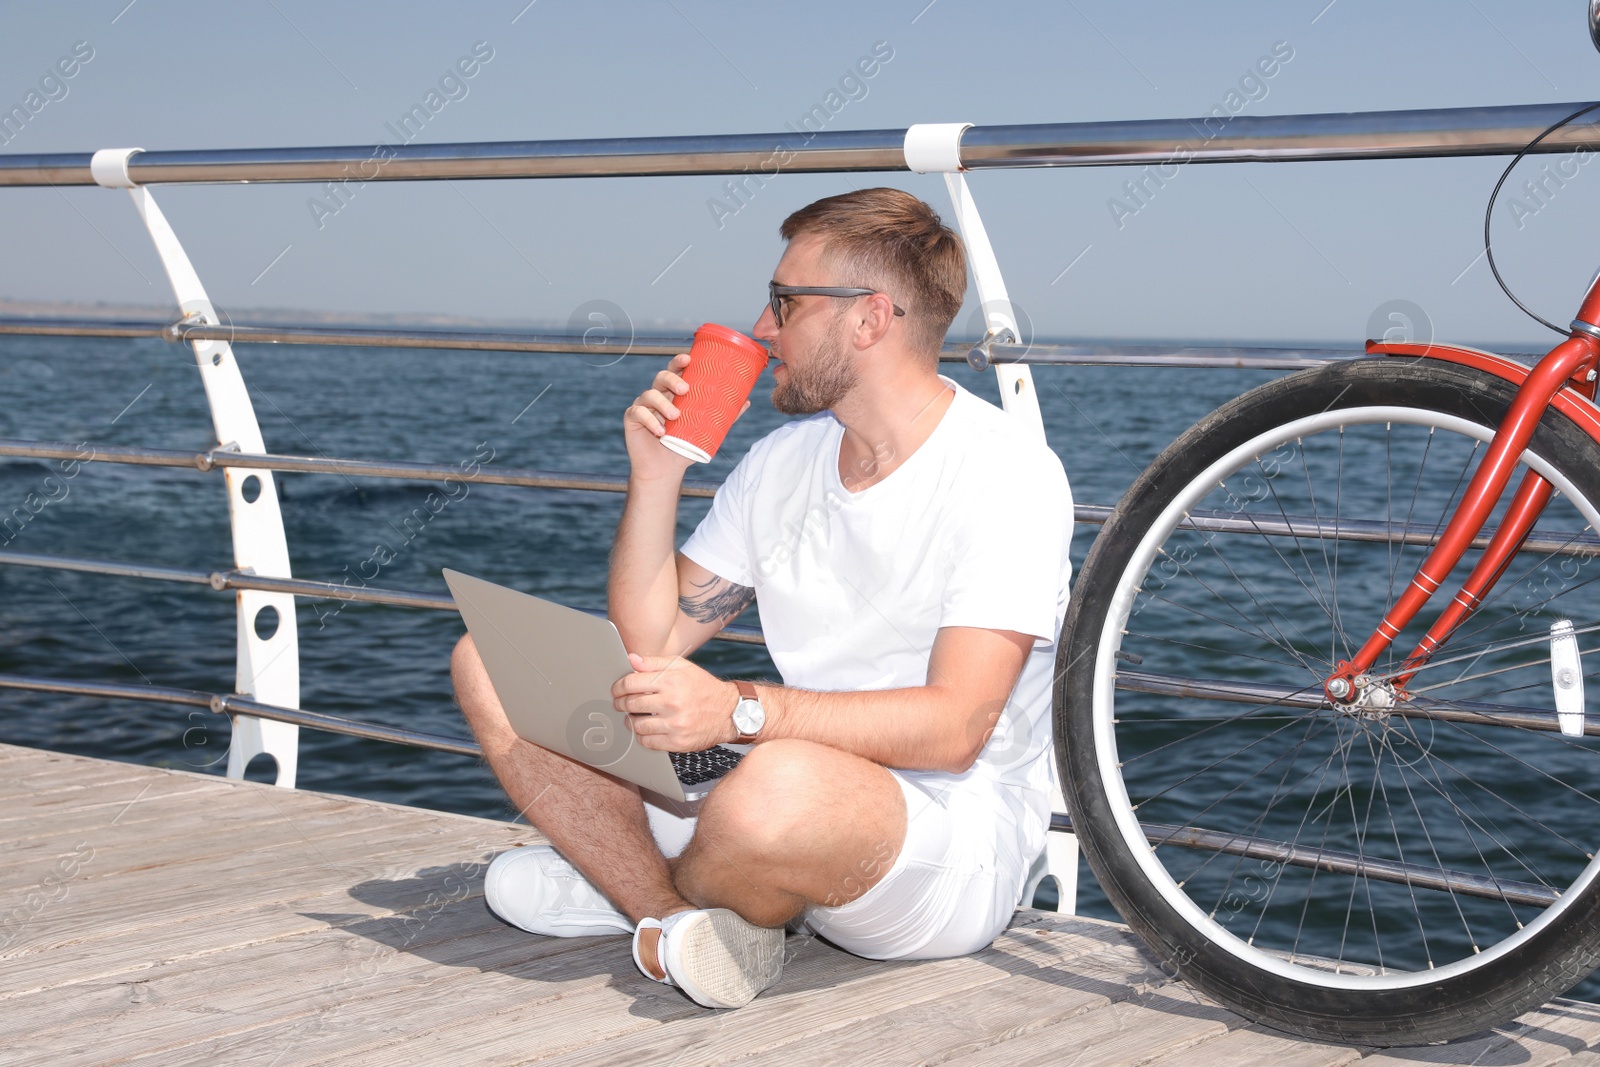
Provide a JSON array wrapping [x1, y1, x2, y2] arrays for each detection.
[[1484, 100, 1600, 335]]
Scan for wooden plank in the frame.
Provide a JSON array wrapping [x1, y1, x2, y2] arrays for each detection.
[[0, 810, 413, 912], [0, 777, 230, 839], [0, 788, 378, 878], [1140, 1025, 1363, 1066], [7, 905, 605, 1052], [0, 822, 514, 960], [63, 931, 685, 1066], [667, 918, 1180, 1067], [13, 935, 601, 1066], [0, 747, 506, 837], [0, 780, 531, 870], [0, 745, 161, 777], [930, 973, 1238, 1067], [0, 764, 536, 967], [308, 914, 1110, 1067], [1360, 999, 1600, 1066], [147, 919, 1061, 1067], [436, 917, 1054, 1067], [0, 746, 166, 780], [0, 759, 164, 804], [286, 933, 970, 1067], [0, 790, 470, 889], [0, 841, 524, 1001]]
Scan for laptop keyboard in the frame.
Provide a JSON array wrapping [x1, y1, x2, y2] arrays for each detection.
[[669, 746, 745, 786]]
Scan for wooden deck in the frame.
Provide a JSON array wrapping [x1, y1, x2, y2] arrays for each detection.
[[6, 743, 1600, 1066]]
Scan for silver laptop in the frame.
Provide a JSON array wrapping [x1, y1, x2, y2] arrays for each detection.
[[443, 568, 743, 802]]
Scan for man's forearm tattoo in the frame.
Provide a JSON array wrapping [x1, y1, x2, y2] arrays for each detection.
[[680, 575, 755, 624]]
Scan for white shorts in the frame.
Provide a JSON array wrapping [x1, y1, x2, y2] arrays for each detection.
[[643, 770, 1039, 961]]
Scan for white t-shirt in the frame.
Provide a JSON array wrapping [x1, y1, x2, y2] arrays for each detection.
[[681, 375, 1074, 851]]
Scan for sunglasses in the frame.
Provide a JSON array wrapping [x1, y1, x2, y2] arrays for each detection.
[[768, 282, 906, 327]]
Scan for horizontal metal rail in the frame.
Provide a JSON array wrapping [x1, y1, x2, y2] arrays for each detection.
[[0, 668, 1555, 906], [1046, 813, 1556, 907], [217, 693, 484, 757], [2, 103, 1596, 187], [0, 437, 719, 498], [0, 548, 767, 645], [1173, 505, 1600, 558], [1117, 670, 1600, 737], [8, 437, 1596, 558], [0, 672, 481, 757], [0, 316, 1360, 371], [6, 549, 1584, 713]]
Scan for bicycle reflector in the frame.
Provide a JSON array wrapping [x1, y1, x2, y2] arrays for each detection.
[[1551, 618, 1586, 738]]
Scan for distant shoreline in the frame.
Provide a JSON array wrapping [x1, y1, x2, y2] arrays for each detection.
[[0, 298, 1550, 356]]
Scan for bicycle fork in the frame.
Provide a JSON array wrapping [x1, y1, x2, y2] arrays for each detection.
[[1324, 327, 1600, 713]]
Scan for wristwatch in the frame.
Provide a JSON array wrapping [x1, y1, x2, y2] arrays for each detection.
[[730, 681, 765, 743]]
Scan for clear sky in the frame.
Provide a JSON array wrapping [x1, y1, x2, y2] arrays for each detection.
[[1, 0, 1598, 347]]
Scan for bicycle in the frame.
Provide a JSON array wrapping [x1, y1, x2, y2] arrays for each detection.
[[1053, 55, 1600, 1046]]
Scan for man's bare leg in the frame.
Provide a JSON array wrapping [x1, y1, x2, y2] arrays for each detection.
[[456, 636, 906, 930], [673, 738, 909, 927], [452, 633, 691, 924]]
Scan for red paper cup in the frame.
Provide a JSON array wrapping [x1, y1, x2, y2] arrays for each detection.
[[660, 323, 769, 463]]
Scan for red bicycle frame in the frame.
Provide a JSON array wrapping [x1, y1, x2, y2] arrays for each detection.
[[1324, 282, 1600, 702]]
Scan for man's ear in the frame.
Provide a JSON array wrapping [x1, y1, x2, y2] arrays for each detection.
[[853, 292, 898, 349]]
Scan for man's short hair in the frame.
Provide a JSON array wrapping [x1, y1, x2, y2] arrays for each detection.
[[780, 188, 966, 359]]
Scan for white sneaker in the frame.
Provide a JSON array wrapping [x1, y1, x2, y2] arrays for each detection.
[[632, 908, 785, 1008], [483, 845, 634, 937]]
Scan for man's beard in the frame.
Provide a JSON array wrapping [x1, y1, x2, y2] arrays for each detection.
[[770, 328, 858, 416]]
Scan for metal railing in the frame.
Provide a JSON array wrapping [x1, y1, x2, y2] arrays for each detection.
[[0, 545, 767, 643], [1044, 812, 1558, 907], [0, 672, 483, 757], [2, 102, 1595, 187], [5, 430, 1593, 559]]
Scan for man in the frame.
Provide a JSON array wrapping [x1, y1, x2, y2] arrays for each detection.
[[451, 187, 1073, 1010]]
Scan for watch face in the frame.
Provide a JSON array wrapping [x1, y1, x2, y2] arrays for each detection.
[[733, 698, 765, 735]]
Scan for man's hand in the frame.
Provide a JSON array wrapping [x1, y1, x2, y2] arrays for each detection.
[[622, 351, 751, 482], [623, 352, 696, 482], [612, 651, 739, 751]]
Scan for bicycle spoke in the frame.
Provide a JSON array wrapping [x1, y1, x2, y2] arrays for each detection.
[[1123, 628, 1316, 673], [1137, 588, 1320, 669], [1249, 467, 1342, 630], [1336, 725, 1386, 972], [1176, 533, 1329, 674], [1403, 722, 1596, 856], [1179, 497, 1339, 665], [1153, 714, 1338, 865], [1399, 734, 1530, 947], [1117, 693, 1315, 768], [1369, 742, 1436, 968], [1125, 709, 1321, 808], [1296, 434, 1342, 639], [1387, 719, 1481, 951]]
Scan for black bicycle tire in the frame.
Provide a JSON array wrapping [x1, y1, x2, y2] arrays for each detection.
[[1056, 357, 1600, 1045]]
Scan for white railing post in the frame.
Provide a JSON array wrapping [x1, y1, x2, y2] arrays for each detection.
[[904, 125, 1078, 912], [91, 148, 301, 788]]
